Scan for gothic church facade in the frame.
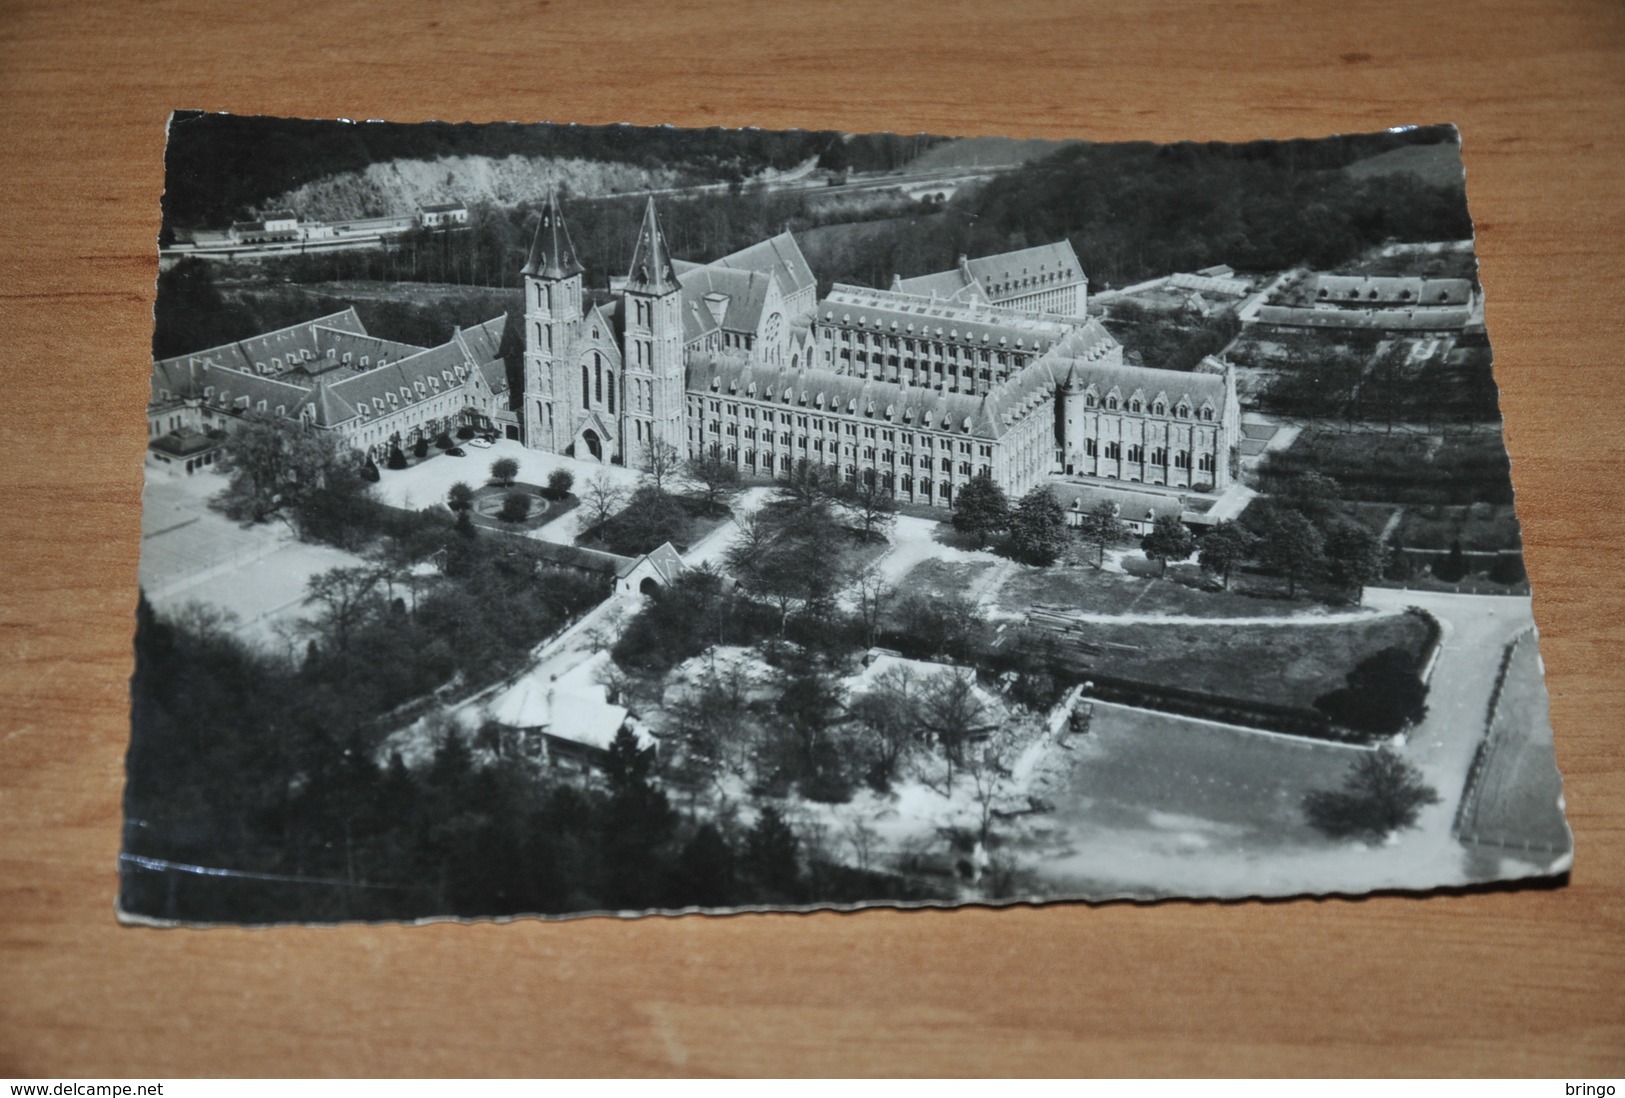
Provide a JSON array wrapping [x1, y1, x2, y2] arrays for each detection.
[[520, 194, 1240, 508]]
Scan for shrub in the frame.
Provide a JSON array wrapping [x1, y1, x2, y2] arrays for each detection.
[[456, 424, 476, 440], [361, 458, 381, 483], [413, 437, 429, 459], [498, 492, 532, 523], [490, 457, 520, 487], [1303, 748, 1440, 841], [546, 468, 575, 500], [386, 445, 408, 471], [434, 432, 453, 450], [447, 481, 474, 513], [1432, 539, 1469, 582], [1489, 552, 1526, 585]]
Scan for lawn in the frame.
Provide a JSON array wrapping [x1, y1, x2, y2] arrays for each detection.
[[1031, 610, 1433, 712], [1456, 635, 1570, 855], [900, 558, 1001, 602], [1035, 701, 1361, 845], [999, 559, 1320, 620]]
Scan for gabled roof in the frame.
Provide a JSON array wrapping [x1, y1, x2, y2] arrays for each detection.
[[820, 285, 1077, 354], [1312, 274, 1472, 307], [965, 240, 1086, 298], [686, 351, 1049, 442], [625, 197, 678, 295], [892, 266, 986, 304], [674, 261, 776, 334], [1060, 359, 1228, 409], [710, 232, 817, 302], [521, 191, 584, 280], [616, 541, 685, 584]]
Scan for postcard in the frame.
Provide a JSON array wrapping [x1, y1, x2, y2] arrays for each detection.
[[124, 113, 1570, 923]]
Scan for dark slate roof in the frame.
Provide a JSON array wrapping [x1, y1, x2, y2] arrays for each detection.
[[1058, 358, 1228, 411], [892, 266, 985, 303], [966, 240, 1086, 298], [687, 351, 1059, 443], [520, 192, 585, 279], [674, 261, 774, 334], [820, 285, 1078, 354], [709, 232, 817, 301], [625, 198, 678, 294], [151, 308, 371, 391], [1313, 274, 1473, 307], [152, 310, 507, 430], [1047, 482, 1186, 523]]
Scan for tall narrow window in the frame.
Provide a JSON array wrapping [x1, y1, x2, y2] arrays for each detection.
[[581, 364, 590, 410], [607, 371, 616, 415], [594, 353, 603, 403]]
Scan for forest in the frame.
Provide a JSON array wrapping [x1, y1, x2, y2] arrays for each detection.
[[162, 112, 942, 230]]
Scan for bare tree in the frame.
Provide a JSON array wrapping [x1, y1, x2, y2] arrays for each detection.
[[686, 450, 743, 515], [839, 810, 880, 871], [640, 438, 684, 492], [302, 565, 383, 654], [581, 472, 629, 532], [852, 567, 893, 650], [920, 668, 990, 790]]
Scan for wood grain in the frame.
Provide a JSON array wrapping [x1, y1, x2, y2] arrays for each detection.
[[1, 0, 1621, 1077]]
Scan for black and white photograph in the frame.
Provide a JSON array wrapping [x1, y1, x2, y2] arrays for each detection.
[[125, 113, 1572, 924]]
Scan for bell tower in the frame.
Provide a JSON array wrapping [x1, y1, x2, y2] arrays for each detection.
[[521, 188, 584, 452], [621, 198, 686, 465]]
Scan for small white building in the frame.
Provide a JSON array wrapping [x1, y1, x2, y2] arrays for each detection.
[[486, 651, 654, 773], [615, 542, 686, 597], [419, 202, 470, 228]]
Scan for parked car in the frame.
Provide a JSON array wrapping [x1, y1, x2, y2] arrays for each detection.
[[468, 437, 493, 449], [446, 446, 466, 457]]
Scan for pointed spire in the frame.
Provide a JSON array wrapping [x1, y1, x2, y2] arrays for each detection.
[[521, 186, 584, 280], [625, 197, 678, 295]]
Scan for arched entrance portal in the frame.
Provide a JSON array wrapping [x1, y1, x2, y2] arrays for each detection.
[[639, 576, 661, 597], [582, 428, 603, 462]]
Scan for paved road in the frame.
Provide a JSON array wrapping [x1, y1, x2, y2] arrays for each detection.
[[1361, 587, 1565, 875]]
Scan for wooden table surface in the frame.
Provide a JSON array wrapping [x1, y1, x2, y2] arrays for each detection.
[[2, 0, 1622, 1078]]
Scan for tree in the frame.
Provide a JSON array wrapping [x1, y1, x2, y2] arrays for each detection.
[[1007, 487, 1068, 566], [839, 475, 898, 544], [919, 668, 989, 789], [1256, 509, 1325, 598], [214, 410, 364, 525], [490, 457, 519, 487], [455, 509, 477, 539], [581, 472, 629, 531], [1076, 500, 1127, 569], [742, 805, 800, 899], [1432, 539, 1469, 583], [1303, 748, 1440, 842], [498, 492, 532, 523], [952, 473, 1010, 546], [413, 436, 429, 459], [1197, 521, 1255, 588], [777, 457, 836, 512], [387, 444, 408, 470], [1314, 646, 1430, 737], [447, 481, 475, 513], [1323, 519, 1386, 597], [686, 451, 743, 515], [545, 468, 575, 500], [852, 568, 893, 650], [303, 565, 383, 654], [640, 438, 683, 491], [848, 664, 925, 789], [595, 485, 690, 555], [1140, 514, 1196, 575]]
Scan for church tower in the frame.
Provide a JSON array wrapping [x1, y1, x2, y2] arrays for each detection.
[[620, 198, 686, 465], [521, 189, 584, 452]]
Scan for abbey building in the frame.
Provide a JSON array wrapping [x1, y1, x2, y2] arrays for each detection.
[[522, 194, 1240, 507]]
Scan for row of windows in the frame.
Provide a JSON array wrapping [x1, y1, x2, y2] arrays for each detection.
[[1082, 393, 1216, 420], [693, 443, 964, 504], [1081, 438, 1216, 471]]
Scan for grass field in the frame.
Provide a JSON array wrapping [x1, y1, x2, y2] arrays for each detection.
[[1039, 611, 1433, 711], [1265, 423, 1515, 506], [999, 560, 1317, 620], [1341, 143, 1466, 189], [1033, 702, 1360, 846], [1457, 636, 1570, 854]]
